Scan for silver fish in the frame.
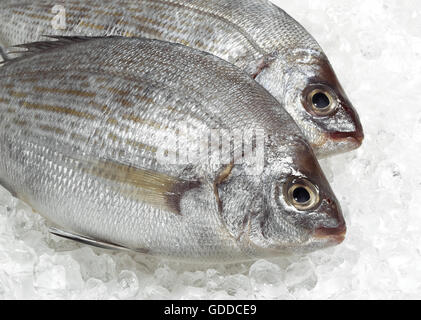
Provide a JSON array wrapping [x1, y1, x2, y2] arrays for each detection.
[[0, 37, 345, 263], [0, 0, 364, 157]]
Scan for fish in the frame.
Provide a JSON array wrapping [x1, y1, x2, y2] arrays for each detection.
[[0, 36, 346, 263], [0, 0, 364, 158]]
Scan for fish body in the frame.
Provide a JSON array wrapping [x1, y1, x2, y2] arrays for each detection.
[[0, 37, 345, 262], [0, 0, 363, 157]]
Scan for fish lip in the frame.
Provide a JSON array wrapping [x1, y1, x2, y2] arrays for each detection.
[[328, 129, 364, 148], [314, 223, 347, 244], [315, 130, 363, 158]]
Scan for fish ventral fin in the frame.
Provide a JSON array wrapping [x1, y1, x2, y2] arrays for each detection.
[[49, 227, 136, 252], [1, 36, 118, 65]]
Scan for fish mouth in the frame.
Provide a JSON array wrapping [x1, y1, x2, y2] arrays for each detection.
[[315, 129, 364, 158], [328, 129, 364, 149], [313, 223, 347, 245]]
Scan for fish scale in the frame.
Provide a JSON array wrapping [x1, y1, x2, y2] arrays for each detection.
[[0, 0, 364, 157], [0, 37, 346, 262]]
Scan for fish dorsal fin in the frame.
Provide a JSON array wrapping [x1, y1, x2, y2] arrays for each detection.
[[49, 227, 133, 252], [1, 36, 116, 66]]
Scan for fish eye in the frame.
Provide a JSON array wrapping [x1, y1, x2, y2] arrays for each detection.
[[312, 92, 330, 109], [284, 178, 320, 211], [293, 187, 310, 203], [306, 87, 337, 116]]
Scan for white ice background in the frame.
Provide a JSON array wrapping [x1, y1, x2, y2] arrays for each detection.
[[0, 0, 420, 299]]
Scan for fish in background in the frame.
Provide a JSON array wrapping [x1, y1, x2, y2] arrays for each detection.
[[0, 0, 364, 158], [0, 37, 346, 263]]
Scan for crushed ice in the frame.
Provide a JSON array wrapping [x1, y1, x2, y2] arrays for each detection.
[[0, 0, 420, 299]]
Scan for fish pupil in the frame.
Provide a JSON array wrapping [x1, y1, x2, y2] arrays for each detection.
[[312, 92, 330, 109], [293, 187, 311, 204]]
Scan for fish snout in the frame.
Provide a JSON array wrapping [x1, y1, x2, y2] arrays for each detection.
[[331, 94, 364, 148], [332, 95, 365, 149], [350, 128, 364, 146], [314, 221, 347, 244], [313, 196, 347, 245]]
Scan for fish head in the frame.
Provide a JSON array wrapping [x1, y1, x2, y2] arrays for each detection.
[[257, 51, 363, 158], [224, 135, 346, 257], [298, 56, 364, 157]]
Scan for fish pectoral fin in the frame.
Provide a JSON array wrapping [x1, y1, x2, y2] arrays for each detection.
[[49, 227, 132, 252], [0, 45, 11, 64], [247, 53, 278, 79], [74, 158, 201, 216]]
